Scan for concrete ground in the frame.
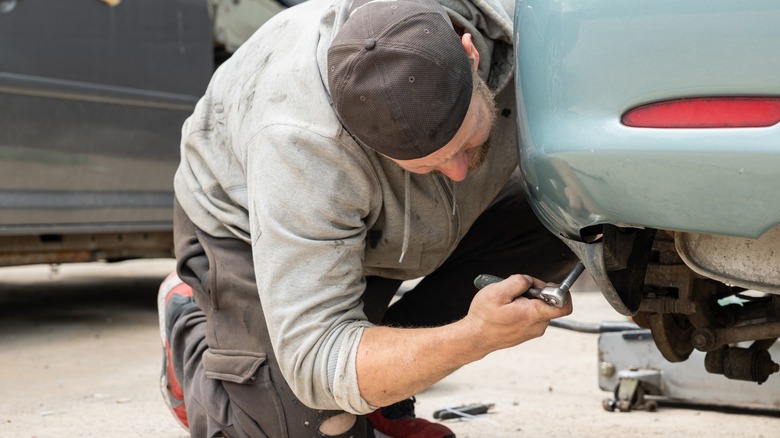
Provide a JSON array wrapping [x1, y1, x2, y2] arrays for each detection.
[[1, 259, 779, 437]]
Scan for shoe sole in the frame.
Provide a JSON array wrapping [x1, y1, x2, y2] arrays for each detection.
[[158, 272, 185, 348], [157, 272, 190, 431]]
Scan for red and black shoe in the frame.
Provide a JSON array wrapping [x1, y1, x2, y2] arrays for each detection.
[[367, 397, 456, 438], [157, 272, 196, 431]]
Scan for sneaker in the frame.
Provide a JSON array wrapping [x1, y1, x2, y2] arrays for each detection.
[[158, 272, 196, 430], [367, 397, 456, 438]]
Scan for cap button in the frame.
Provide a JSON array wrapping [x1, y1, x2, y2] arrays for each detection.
[[364, 38, 377, 50]]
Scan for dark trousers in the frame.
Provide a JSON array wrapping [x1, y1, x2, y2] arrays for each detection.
[[169, 173, 577, 437]]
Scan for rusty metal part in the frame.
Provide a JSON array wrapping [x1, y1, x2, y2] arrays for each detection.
[[730, 300, 780, 325], [692, 322, 780, 352], [639, 296, 697, 315], [638, 232, 752, 365], [569, 224, 780, 383], [0, 232, 174, 267], [704, 346, 780, 383], [676, 224, 780, 294], [647, 313, 694, 362], [631, 311, 652, 329]]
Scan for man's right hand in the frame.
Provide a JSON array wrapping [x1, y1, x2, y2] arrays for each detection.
[[356, 274, 572, 407], [459, 274, 573, 356]]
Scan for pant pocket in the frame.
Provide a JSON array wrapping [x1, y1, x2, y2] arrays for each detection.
[[194, 228, 220, 310], [202, 349, 288, 437]]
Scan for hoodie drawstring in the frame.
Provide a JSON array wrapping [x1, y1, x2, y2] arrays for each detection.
[[451, 192, 457, 216], [398, 170, 411, 263], [398, 172, 458, 264]]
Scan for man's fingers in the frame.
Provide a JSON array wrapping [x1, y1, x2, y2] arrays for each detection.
[[532, 292, 574, 320], [508, 288, 573, 321], [483, 274, 574, 318], [491, 274, 535, 302], [529, 276, 549, 290]]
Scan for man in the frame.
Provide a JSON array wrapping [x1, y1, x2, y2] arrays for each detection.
[[158, 0, 578, 436]]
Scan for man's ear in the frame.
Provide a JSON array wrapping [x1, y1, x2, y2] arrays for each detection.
[[460, 33, 480, 71]]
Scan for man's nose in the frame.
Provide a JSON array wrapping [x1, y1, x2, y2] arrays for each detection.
[[437, 151, 469, 181]]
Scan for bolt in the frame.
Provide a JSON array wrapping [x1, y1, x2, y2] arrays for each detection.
[[691, 328, 716, 351], [599, 362, 616, 377]]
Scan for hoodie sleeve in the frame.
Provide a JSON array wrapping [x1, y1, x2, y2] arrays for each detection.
[[245, 124, 382, 414]]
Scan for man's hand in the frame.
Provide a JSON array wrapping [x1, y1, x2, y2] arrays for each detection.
[[459, 274, 573, 356], [356, 274, 573, 407]]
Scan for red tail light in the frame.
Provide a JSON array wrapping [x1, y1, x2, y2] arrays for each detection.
[[622, 97, 780, 128]]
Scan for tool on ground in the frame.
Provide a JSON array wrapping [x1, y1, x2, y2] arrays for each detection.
[[432, 403, 494, 420], [473, 262, 585, 307]]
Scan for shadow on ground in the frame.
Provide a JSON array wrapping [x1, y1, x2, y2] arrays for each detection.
[[0, 259, 175, 331]]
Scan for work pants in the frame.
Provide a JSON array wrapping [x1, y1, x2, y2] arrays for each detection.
[[169, 172, 577, 437]]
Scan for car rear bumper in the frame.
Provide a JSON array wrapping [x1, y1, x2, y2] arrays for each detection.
[[514, 0, 780, 241]]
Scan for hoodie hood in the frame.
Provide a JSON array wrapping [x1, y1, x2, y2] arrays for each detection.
[[438, 0, 514, 91]]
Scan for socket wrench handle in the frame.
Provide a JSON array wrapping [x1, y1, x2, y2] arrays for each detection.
[[473, 262, 585, 308], [473, 274, 551, 304], [559, 262, 586, 293]]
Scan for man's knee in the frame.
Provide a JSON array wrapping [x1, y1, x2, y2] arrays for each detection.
[[319, 412, 357, 436]]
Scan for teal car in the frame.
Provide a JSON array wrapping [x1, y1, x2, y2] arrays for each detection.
[[515, 0, 780, 382]]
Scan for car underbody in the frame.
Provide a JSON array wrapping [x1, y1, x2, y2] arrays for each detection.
[[0, 231, 173, 268], [567, 224, 780, 384]]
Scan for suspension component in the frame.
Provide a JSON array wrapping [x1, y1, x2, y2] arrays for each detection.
[[704, 346, 780, 384]]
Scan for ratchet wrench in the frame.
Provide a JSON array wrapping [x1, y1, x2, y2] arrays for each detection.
[[473, 261, 585, 307]]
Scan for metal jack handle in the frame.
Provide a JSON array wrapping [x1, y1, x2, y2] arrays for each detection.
[[474, 262, 585, 308]]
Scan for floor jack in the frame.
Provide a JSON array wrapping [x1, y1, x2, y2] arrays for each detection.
[[593, 326, 780, 413]]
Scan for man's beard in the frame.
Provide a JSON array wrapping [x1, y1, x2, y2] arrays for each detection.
[[467, 137, 491, 169], [467, 74, 497, 170], [423, 74, 497, 177]]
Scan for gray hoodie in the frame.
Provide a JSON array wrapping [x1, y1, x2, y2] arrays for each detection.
[[175, 0, 517, 414]]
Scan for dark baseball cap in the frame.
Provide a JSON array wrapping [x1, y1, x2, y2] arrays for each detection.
[[327, 0, 473, 160]]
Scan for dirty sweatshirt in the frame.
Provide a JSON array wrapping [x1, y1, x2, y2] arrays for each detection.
[[174, 0, 518, 414]]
